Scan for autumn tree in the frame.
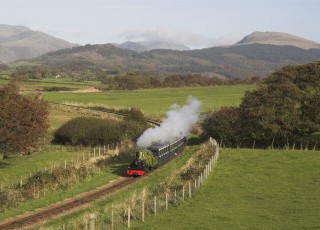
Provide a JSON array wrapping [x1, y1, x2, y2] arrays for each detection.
[[0, 83, 49, 158]]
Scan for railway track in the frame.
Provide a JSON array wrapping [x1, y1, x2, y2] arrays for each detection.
[[0, 177, 138, 230], [0, 103, 162, 229]]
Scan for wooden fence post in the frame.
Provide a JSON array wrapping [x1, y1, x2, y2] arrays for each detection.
[[165, 193, 168, 210], [194, 179, 197, 190], [20, 177, 23, 187], [99, 147, 101, 157], [182, 185, 185, 201], [128, 205, 131, 228], [174, 189, 177, 203], [189, 181, 191, 198], [94, 148, 96, 158], [64, 160, 67, 170], [154, 196, 157, 215], [104, 145, 106, 154], [89, 213, 95, 230], [111, 204, 114, 230], [142, 200, 145, 222]]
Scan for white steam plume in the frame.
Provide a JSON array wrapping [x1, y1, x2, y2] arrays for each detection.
[[137, 96, 201, 148]]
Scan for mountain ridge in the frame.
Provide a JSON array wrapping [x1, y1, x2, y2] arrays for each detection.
[[0, 24, 76, 63], [236, 31, 320, 50]]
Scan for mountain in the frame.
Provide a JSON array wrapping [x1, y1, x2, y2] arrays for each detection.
[[13, 32, 320, 79], [0, 24, 76, 63], [116, 40, 190, 52], [236, 31, 320, 50]]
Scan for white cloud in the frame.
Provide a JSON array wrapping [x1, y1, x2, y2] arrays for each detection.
[[115, 27, 245, 49]]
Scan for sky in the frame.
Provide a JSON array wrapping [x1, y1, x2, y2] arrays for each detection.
[[1, 0, 320, 48]]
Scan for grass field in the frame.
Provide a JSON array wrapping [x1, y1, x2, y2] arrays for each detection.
[[0, 77, 99, 91], [43, 85, 255, 116], [41, 145, 200, 228], [0, 149, 87, 188], [0, 105, 120, 188], [132, 148, 320, 229]]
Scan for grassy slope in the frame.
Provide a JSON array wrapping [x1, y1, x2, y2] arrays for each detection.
[[132, 148, 320, 229], [0, 166, 121, 221], [42, 85, 255, 115], [41, 145, 199, 228]]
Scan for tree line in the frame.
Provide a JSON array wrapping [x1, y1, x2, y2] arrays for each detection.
[[99, 73, 261, 90], [202, 61, 320, 149]]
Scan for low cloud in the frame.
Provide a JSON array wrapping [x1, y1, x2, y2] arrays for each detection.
[[115, 27, 244, 49]]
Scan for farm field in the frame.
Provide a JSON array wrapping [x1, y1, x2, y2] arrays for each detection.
[[43, 85, 255, 115], [132, 148, 320, 229], [0, 77, 99, 91]]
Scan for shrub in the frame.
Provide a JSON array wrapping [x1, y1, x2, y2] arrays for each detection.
[[53, 108, 149, 146], [0, 83, 49, 157]]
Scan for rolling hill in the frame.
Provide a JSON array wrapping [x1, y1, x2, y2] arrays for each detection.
[[236, 31, 320, 50], [13, 31, 320, 79], [0, 24, 76, 63]]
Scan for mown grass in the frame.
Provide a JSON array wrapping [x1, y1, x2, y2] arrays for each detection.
[[131, 148, 320, 229], [42, 85, 255, 116]]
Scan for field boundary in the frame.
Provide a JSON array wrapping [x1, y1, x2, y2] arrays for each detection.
[[65, 138, 220, 229]]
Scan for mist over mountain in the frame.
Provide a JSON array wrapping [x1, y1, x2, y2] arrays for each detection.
[[0, 24, 76, 63], [116, 40, 190, 52], [236, 31, 320, 50]]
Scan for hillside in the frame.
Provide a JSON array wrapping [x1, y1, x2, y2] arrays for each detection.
[[236, 31, 320, 50], [116, 40, 190, 52], [12, 32, 320, 79], [0, 24, 75, 63]]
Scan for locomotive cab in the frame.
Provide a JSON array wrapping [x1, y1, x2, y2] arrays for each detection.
[[126, 149, 158, 176]]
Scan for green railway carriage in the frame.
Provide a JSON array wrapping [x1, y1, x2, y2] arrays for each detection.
[[127, 136, 187, 176]]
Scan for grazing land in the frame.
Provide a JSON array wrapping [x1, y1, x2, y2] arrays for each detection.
[[43, 85, 255, 116], [132, 148, 320, 229]]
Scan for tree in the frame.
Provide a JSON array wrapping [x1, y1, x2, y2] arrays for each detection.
[[203, 61, 320, 149], [0, 83, 49, 158], [239, 62, 320, 148], [202, 107, 241, 147]]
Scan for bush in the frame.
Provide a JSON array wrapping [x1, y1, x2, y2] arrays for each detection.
[[0, 83, 49, 157], [53, 117, 122, 146], [53, 109, 149, 146]]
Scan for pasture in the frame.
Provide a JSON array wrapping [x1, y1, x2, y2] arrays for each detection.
[[132, 148, 320, 229], [43, 85, 255, 116]]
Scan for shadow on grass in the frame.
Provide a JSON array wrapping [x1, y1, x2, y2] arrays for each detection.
[[109, 163, 128, 177], [188, 136, 203, 146], [0, 161, 11, 168]]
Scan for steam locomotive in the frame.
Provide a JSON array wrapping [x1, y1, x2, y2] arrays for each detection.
[[127, 136, 187, 176]]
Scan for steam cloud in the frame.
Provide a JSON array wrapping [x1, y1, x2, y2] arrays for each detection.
[[137, 96, 201, 148]]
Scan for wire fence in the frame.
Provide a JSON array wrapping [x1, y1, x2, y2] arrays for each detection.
[[58, 138, 220, 230], [0, 142, 124, 212]]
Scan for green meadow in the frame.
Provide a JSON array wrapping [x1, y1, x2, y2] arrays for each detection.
[[43, 85, 255, 115], [132, 148, 320, 229]]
